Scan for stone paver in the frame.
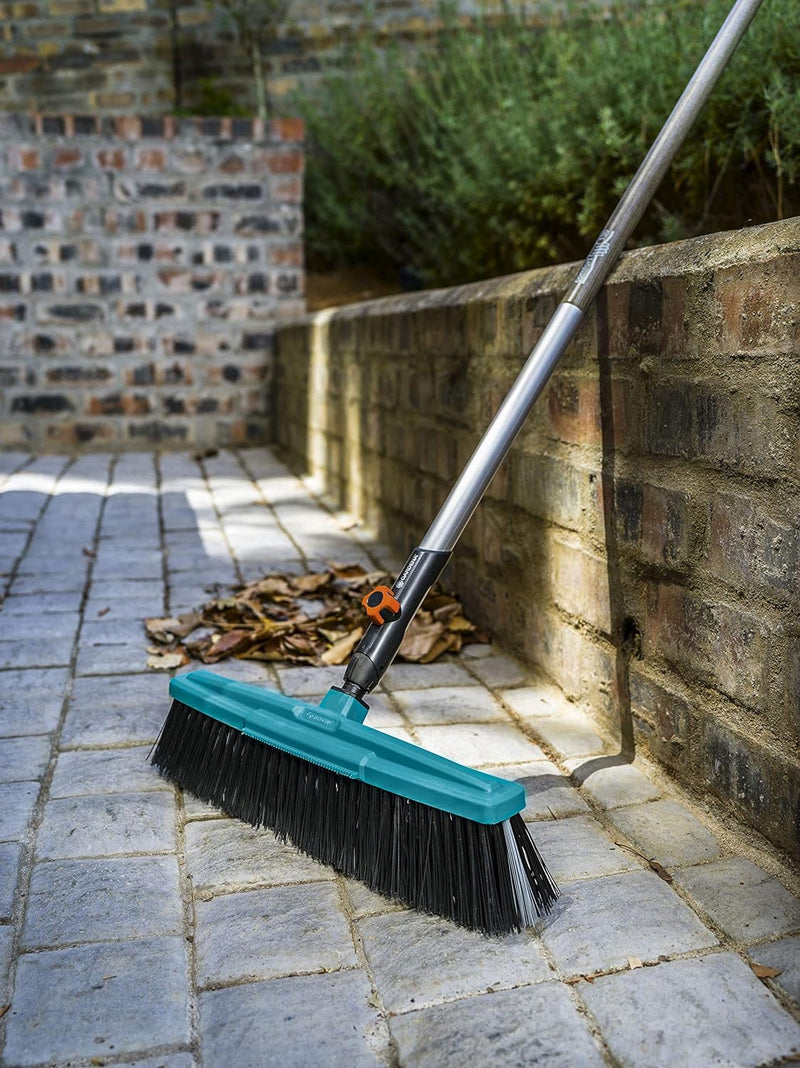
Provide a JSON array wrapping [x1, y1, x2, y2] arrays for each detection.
[[581, 953, 800, 1067], [23, 855, 182, 948], [0, 842, 22, 920], [359, 910, 552, 1012], [492, 760, 591, 820], [673, 857, 800, 943], [383, 660, 479, 690], [0, 781, 40, 840], [0, 735, 51, 783], [0, 447, 798, 1068], [185, 819, 332, 891], [36, 792, 175, 859], [390, 982, 606, 1068], [200, 970, 383, 1067], [0, 667, 69, 736], [750, 936, 800, 1003], [541, 870, 718, 975], [195, 882, 357, 986], [567, 757, 662, 808], [392, 685, 508, 724], [526, 815, 642, 883], [62, 672, 170, 746], [609, 798, 722, 867], [414, 722, 545, 766], [50, 745, 171, 797], [4, 937, 189, 1066]]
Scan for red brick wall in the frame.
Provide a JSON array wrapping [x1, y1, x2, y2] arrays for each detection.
[[0, 112, 304, 450], [273, 218, 800, 856]]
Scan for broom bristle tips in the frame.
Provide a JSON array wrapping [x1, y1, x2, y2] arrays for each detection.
[[152, 700, 558, 935]]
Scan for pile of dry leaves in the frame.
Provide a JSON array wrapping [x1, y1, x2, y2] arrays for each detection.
[[145, 563, 488, 671]]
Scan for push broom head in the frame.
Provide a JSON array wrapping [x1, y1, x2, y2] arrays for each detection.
[[152, 670, 558, 935]]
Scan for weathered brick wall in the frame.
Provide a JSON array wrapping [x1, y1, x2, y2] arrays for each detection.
[[273, 218, 800, 856], [0, 0, 175, 113], [1, 0, 583, 115], [0, 112, 304, 451]]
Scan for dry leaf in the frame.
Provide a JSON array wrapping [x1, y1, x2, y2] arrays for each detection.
[[366, 991, 381, 1009], [649, 860, 674, 883], [202, 629, 253, 662], [330, 562, 367, 579], [146, 649, 189, 671], [0, 1005, 9, 1019], [321, 627, 363, 665], [97, 606, 110, 617], [398, 620, 446, 662], [291, 572, 331, 594], [628, 957, 643, 970], [750, 963, 782, 980]]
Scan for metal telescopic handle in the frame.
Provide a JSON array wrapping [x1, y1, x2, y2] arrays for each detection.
[[420, 0, 764, 554]]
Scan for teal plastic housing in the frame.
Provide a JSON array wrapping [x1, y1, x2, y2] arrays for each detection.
[[169, 670, 525, 825]]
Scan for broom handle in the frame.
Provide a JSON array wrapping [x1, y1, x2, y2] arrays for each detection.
[[421, 0, 763, 553], [342, 0, 763, 701]]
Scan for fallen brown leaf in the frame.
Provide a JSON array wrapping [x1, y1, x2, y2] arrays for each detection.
[[97, 606, 110, 617], [648, 860, 674, 883], [321, 627, 363, 665], [750, 963, 783, 980], [0, 1005, 9, 1019], [146, 649, 190, 671]]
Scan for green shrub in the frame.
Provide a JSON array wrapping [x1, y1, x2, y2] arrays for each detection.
[[293, 0, 800, 287]]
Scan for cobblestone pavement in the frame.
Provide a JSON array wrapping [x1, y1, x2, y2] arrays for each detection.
[[0, 447, 799, 1068]]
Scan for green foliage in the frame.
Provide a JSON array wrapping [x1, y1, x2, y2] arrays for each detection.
[[293, 0, 800, 287]]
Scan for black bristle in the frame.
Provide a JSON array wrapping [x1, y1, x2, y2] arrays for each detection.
[[152, 700, 559, 936]]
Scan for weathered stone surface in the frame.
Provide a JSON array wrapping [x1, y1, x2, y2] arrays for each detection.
[[491, 760, 590, 820], [0, 735, 51, 783], [36, 792, 175, 859], [0, 667, 69, 736], [541, 870, 717, 975], [4, 937, 189, 1066], [673, 858, 800, 943], [608, 799, 722, 867], [23, 855, 182, 948], [465, 654, 528, 689], [383, 661, 479, 690], [526, 816, 641, 883], [581, 954, 800, 1067], [749, 936, 800, 1003], [414, 723, 544, 767], [392, 686, 507, 725], [390, 981, 606, 1068], [200, 970, 383, 1067], [0, 841, 21, 920], [195, 881, 356, 986], [567, 758, 662, 809], [0, 781, 40, 840], [62, 673, 169, 746], [358, 910, 551, 1012], [185, 819, 331, 892], [50, 745, 169, 797]]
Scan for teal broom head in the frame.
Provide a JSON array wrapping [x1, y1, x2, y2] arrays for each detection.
[[152, 669, 558, 934]]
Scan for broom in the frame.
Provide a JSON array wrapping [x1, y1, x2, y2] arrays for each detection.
[[152, 0, 764, 935]]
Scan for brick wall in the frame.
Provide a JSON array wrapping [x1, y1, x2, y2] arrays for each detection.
[[1, 0, 579, 116], [273, 218, 800, 856], [0, 112, 304, 451], [0, 0, 176, 114]]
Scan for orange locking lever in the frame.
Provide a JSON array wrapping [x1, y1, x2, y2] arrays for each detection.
[[362, 585, 401, 625]]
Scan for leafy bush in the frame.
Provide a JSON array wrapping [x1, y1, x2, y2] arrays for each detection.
[[293, 0, 800, 288]]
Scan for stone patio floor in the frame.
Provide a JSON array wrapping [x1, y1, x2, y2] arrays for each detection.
[[0, 446, 799, 1068]]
